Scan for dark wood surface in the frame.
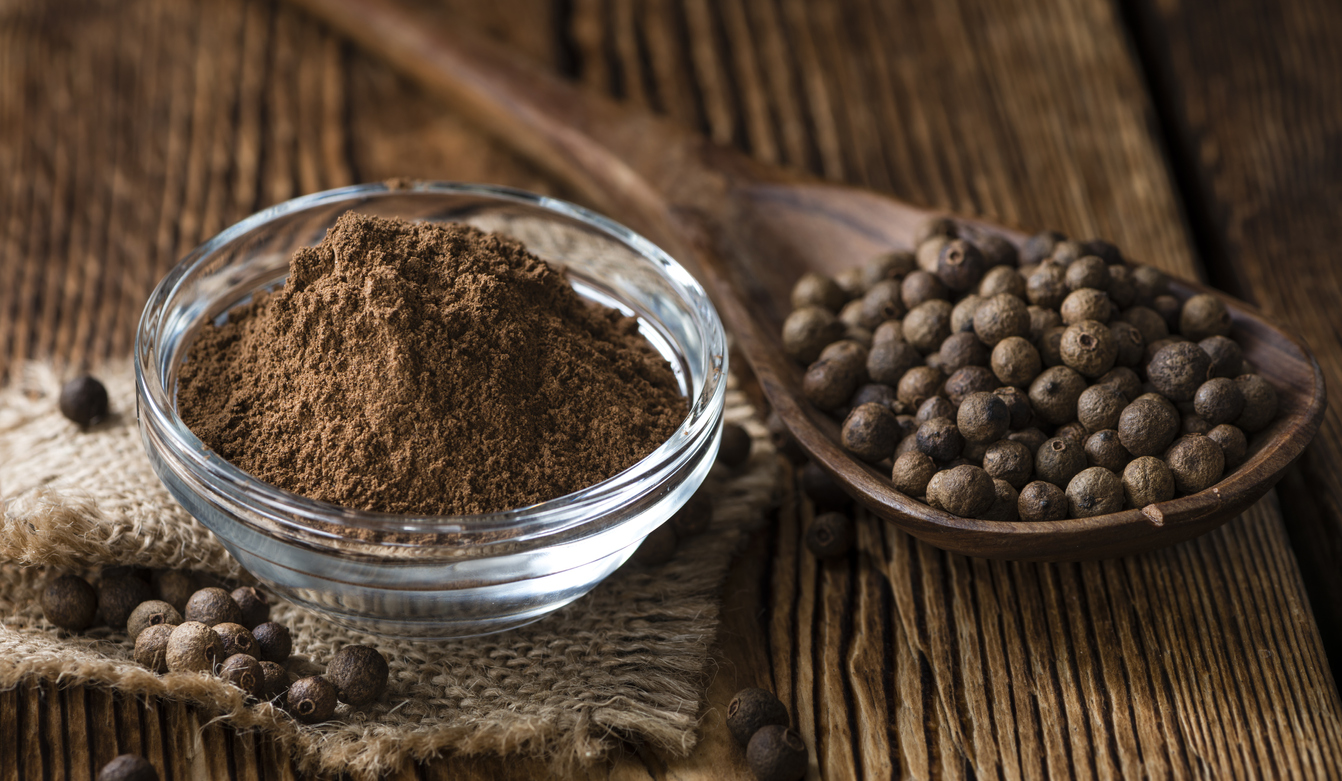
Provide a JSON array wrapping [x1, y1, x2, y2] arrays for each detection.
[[2, 0, 1341, 778]]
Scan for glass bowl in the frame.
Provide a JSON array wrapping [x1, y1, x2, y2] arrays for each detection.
[[135, 183, 727, 639]]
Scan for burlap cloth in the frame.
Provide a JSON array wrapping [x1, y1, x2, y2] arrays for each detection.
[[0, 362, 779, 778]]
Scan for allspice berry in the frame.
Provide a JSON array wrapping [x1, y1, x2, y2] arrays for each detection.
[[1193, 378, 1245, 426], [1028, 366, 1087, 425], [1154, 294, 1185, 331], [97, 755, 158, 781], [152, 570, 197, 614], [747, 725, 808, 781], [944, 366, 999, 406], [326, 645, 390, 707], [1022, 230, 1066, 265], [791, 272, 846, 312], [782, 307, 844, 364], [1118, 306, 1169, 346], [1018, 481, 1068, 521], [1147, 342, 1212, 402], [936, 238, 987, 292], [993, 386, 1034, 430], [59, 375, 110, 427], [727, 687, 790, 747], [718, 422, 753, 467], [1064, 256, 1110, 291], [972, 293, 1030, 346], [901, 269, 949, 309], [1179, 293, 1232, 341], [1060, 320, 1117, 378], [806, 512, 855, 559], [982, 439, 1033, 489], [897, 366, 945, 410], [1060, 288, 1112, 325], [979, 234, 1020, 268], [126, 600, 182, 642], [860, 280, 907, 326], [1077, 384, 1127, 433], [1200, 336, 1244, 379], [957, 391, 1010, 444], [1038, 325, 1066, 368], [916, 396, 956, 424], [1096, 366, 1143, 403], [801, 461, 852, 511], [1117, 397, 1180, 457], [868, 339, 922, 386], [1056, 421, 1088, 445], [1164, 434, 1225, 494], [184, 587, 244, 627], [213, 622, 260, 659], [220, 654, 265, 698], [1084, 430, 1132, 473], [1123, 456, 1176, 507], [231, 587, 271, 629], [802, 358, 861, 411], [981, 479, 1020, 521], [1233, 374, 1279, 433], [1207, 424, 1248, 470], [916, 417, 964, 462], [1106, 265, 1138, 309], [165, 621, 224, 674], [99, 575, 153, 631], [926, 464, 995, 517], [891, 451, 938, 496], [259, 661, 292, 700], [991, 336, 1041, 388], [864, 249, 917, 288], [1132, 265, 1170, 301], [841, 403, 899, 463], [134, 624, 175, 674], [1109, 321, 1145, 367], [1008, 427, 1049, 455], [1035, 437, 1087, 488], [41, 574, 98, 631], [852, 383, 897, 411], [1027, 263, 1068, 309], [1066, 467, 1124, 518], [979, 265, 1027, 299], [1028, 306, 1063, 343], [287, 676, 338, 723], [904, 299, 954, 353], [939, 331, 990, 373], [252, 622, 294, 663]]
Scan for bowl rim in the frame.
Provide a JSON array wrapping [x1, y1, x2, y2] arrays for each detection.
[[135, 181, 728, 545]]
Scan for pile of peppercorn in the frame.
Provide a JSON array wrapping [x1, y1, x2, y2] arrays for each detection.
[[40, 567, 388, 723], [780, 219, 1277, 521]]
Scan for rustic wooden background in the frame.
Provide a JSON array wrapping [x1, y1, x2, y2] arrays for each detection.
[[2, 0, 1342, 778]]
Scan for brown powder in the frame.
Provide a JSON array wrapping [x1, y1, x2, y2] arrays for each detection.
[[178, 211, 686, 519]]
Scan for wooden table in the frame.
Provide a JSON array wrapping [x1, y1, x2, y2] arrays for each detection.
[[3, 0, 1342, 777]]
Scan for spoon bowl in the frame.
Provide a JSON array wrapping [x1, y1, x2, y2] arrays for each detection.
[[291, 0, 1328, 560]]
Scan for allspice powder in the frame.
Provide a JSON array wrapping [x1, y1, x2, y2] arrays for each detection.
[[179, 212, 686, 518]]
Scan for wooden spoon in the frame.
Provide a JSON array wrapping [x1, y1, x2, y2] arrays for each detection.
[[289, 0, 1326, 561]]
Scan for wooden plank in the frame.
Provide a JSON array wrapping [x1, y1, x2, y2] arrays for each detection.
[[1128, 0, 1342, 680]]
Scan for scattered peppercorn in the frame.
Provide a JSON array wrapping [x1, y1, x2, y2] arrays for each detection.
[[806, 512, 855, 559], [801, 461, 852, 511], [98, 575, 153, 631], [134, 624, 175, 674], [326, 645, 390, 706], [165, 621, 224, 674], [97, 754, 158, 781], [747, 725, 808, 781], [717, 422, 753, 467], [126, 600, 182, 642], [60, 375, 110, 427], [252, 622, 293, 663], [220, 653, 265, 698], [152, 570, 197, 615], [727, 687, 790, 747], [287, 676, 338, 723], [41, 574, 98, 631]]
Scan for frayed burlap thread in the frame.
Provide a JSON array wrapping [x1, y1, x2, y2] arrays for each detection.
[[0, 361, 779, 778]]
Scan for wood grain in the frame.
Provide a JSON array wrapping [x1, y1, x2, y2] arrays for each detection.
[[1129, 0, 1342, 677], [1, 0, 1340, 778]]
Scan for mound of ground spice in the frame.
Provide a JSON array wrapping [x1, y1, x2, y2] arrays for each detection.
[[178, 211, 686, 517]]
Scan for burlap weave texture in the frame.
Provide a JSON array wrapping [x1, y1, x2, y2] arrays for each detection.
[[0, 362, 779, 778]]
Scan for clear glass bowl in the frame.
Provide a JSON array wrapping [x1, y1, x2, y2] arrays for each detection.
[[135, 183, 727, 638]]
